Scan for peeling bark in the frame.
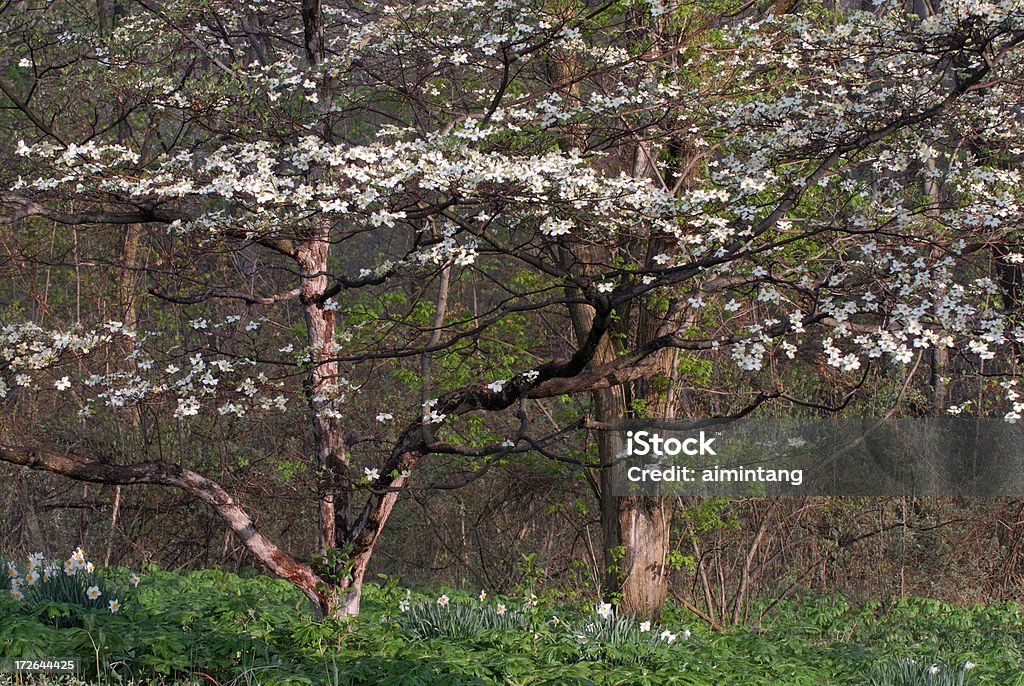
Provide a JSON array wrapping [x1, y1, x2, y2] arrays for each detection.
[[297, 238, 350, 561]]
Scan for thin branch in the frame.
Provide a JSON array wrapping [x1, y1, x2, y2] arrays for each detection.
[[0, 75, 65, 145], [148, 286, 302, 305], [0, 193, 182, 226]]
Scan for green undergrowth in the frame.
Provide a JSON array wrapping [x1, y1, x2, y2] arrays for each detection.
[[2, 567, 1024, 685]]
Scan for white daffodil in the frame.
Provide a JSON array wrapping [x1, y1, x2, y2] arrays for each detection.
[[86, 585, 101, 600], [108, 599, 121, 613]]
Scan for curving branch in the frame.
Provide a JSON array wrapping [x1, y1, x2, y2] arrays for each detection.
[[0, 440, 330, 612]]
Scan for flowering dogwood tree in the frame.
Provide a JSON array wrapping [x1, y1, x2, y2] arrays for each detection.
[[2, 0, 1024, 619]]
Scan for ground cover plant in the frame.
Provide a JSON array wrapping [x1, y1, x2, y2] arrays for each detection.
[[3, 551, 1023, 686]]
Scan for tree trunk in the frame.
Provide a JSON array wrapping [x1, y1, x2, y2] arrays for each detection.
[[615, 353, 677, 618], [341, 550, 372, 615], [594, 385, 627, 597], [108, 223, 141, 567], [615, 279, 683, 619], [559, 220, 680, 621], [618, 496, 673, 618], [297, 237, 351, 602]]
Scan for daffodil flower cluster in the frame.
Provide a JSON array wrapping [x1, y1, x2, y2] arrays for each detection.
[[5, 548, 132, 614]]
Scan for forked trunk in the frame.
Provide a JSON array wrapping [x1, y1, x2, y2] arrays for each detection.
[[304, 561, 368, 619]]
